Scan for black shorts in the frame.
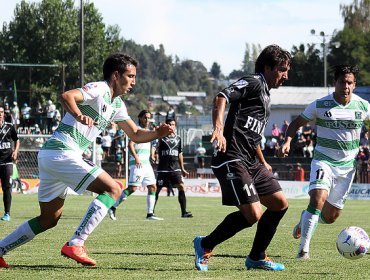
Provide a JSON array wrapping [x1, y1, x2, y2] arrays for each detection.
[[212, 160, 282, 206], [157, 171, 183, 187]]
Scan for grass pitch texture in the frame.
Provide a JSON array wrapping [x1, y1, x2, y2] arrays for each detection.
[[0, 194, 369, 280]]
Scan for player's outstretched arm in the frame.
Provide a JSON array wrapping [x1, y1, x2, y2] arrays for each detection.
[[118, 119, 173, 143]]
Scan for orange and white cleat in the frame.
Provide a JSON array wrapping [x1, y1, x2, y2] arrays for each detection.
[[0, 257, 10, 269], [61, 242, 96, 266]]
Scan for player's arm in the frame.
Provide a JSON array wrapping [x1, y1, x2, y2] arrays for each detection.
[[278, 115, 309, 157], [256, 144, 272, 172], [128, 140, 141, 167], [59, 89, 96, 127], [12, 139, 20, 162], [178, 152, 189, 176], [117, 119, 173, 144], [210, 95, 227, 152]]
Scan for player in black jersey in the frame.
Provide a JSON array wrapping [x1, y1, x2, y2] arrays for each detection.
[[194, 45, 291, 271], [154, 118, 193, 218], [0, 106, 20, 222]]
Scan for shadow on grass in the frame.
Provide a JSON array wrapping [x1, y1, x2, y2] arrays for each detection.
[[94, 251, 283, 259]]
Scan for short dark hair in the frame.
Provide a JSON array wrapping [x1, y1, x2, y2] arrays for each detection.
[[103, 53, 138, 81], [255, 45, 291, 73], [333, 64, 359, 81], [165, 118, 176, 125]]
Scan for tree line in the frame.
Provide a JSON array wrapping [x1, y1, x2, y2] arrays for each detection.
[[0, 0, 369, 116]]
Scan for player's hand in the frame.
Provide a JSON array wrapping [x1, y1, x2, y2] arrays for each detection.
[[11, 152, 18, 162], [155, 123, 174, 137], [76, 114, 98, 127], [182, 169, 189, 177], [135, 159, 142, 168], [278, 142, 290, 158], [264, 162, 272, 172], [210, 130, 226, 153]]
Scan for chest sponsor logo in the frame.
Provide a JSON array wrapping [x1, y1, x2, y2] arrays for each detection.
[[244, 116, 265, 135]]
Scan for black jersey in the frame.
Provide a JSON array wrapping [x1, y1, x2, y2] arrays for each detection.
[[157, 135, 182, 172], [0, 122, 19, 164], [212, 74, 270, 168]]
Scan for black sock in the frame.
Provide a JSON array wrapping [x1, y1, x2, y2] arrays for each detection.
[[178, 190, 187, 214], [249, 208, 288, 261], [202, 211, 252, 250]]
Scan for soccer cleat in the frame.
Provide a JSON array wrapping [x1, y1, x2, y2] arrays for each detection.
[[146, 214, 164, 221], [0, 257, 10, 268], [1, 213, 10, 222], [245, 256, 285, 271], [61, 242, 96, 266], [193, 236, 213, 271], [182, 212, 193, 218], [296, 250, 310, 260], [108, 207, 117, 221], [292, 210, 304, 239]]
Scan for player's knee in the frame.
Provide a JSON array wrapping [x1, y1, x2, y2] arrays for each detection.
[[108, 184, 123, 200], [39, 215, 60, 230]]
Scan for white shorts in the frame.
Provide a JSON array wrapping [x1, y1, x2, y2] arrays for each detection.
[[128, 164, 156, 187], [38, 150, 103, 202], [309, 159, 355, 209]]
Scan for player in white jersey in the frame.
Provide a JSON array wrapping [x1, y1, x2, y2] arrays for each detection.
[[0, 53, 173, 269], [108, 110, 163, 221], [279, 65, 370, 260]]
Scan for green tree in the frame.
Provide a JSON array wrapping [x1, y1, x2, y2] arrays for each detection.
[[329, 0, 370, 84], [286, 43, 322, 86], [0, 0, 121, 107], [210, 62, 221, 79]]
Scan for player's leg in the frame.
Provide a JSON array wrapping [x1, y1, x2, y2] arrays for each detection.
[[0, 197, 64, 268], [0, 165, 13, 221], [246, 165, 287, 271], [297, 160, 332, 259], [146, 184, 163, 220], [108, 186, 136, 220], [194, 161, 255, 271], [62, 171, 120, 266], [297, 189, 327, 259], [154, 173, 165, 208], [108, 165, 140, 220], [320, 167, 355, 224], [171, 172, 192, 218]]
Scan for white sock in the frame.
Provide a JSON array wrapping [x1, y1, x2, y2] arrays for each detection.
[[299, 210, 319, 253], [69, 199, 108, 246], [0, 221, 36, 256], [147, 193, 156, 214]]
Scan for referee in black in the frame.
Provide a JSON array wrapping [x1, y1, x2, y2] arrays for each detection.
[[193, 45, 290, 271], [0, 105, 20, 222]]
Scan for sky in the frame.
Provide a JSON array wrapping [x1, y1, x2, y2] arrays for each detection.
[[0, 0, 354, 75]]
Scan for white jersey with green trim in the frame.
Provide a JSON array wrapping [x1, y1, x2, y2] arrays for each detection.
[[129, 126, 151, 167], [42, 81, 131, 154], [301, 93, 370, 168]]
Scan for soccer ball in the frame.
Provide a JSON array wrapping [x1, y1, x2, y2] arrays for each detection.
[[336, 226, 370, 259]]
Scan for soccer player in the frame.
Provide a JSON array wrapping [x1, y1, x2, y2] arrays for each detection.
[[155, 118, 193, 218], [108, 110, 163, 221], [0, 106, 20, 222], [193, 45, 290, 271], [279, 65, 368, 260], [0, 53, 173, 268]]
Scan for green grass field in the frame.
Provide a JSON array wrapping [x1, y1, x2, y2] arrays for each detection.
[[0, 194, 369, 280]]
